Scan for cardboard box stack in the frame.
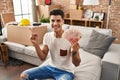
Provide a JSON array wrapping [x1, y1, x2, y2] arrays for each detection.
[[39, 4, 61, 18], [7, 25, 47, 46], [69, 0, 83, 20], [70, 9, 83, 20]]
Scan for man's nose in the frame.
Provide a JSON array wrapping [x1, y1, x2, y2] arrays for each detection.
[[53, 21, 58, 25]]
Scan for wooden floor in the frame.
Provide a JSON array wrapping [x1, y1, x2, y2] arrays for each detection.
[[0, 58, 36, 80]]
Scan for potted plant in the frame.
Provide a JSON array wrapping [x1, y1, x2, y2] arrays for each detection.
[[40, 14, 50, 23], [95, 16, 99, 20]]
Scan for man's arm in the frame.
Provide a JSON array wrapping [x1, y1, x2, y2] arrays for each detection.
[[30, 33, 49, 61], [34, 44, 49, 60], [72, 50, 81, 67], [71, 42, 81, 67]]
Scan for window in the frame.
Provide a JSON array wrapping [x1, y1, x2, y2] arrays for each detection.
[[13, 0, 33, 22]]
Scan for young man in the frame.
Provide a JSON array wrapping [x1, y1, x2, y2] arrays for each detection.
[[20, 9, 81, 80]]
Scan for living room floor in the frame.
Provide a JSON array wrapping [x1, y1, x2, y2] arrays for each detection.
[[0, 58, 36, 80]]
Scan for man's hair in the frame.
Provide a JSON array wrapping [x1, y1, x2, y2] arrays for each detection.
[[50, 9, 64, 19]]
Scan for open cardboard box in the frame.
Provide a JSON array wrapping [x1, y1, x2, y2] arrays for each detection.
[[7, 25, 47, 46], [70, 9, 83, 20], [39, 4, 61, 18]]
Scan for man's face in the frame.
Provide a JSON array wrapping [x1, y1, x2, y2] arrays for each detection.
[[50, 15, 64, 32]]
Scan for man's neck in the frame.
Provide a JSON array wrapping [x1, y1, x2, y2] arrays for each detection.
[[54, 30, 64, 38]]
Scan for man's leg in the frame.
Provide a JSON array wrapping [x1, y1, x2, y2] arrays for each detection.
[[47, 66, 74, 80], [55, 73, 74, 80], [20, 65, 54, 80]]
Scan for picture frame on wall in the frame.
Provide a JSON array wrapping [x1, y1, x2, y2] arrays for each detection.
[[84, 10, 94, 19], [92, 12, 105, 21]]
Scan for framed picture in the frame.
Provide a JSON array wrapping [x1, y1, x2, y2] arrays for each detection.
[[84, 10, 93, 19], [92, 12, 105, 21]]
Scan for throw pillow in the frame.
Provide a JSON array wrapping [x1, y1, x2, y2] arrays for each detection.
[[69, 25, 112, 48], [83, 30, 116, 58]]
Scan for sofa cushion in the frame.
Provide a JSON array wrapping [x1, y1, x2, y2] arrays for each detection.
[[101, 61, 120, 80], [2, 27, 7, 38], [74, 49, 101, 80], [102, 44, 120, 65], [62, 24, 70, 30], [24, 44, 43, 57], [69, 26, 112, 48], [0, 36, 7, 43], [24, 44, 51, 59], [83, 30, 116, 58], [4, 41, 25, 53]]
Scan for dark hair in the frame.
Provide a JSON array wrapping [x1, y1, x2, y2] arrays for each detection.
[[50, 9, 64, 19]]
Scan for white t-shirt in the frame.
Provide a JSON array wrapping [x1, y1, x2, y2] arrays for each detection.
[[43, 32, 75, 73]]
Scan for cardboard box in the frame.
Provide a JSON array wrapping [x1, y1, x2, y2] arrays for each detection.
[[70, 0, 76, 4], [36, 0, 44, 5], [39, 4, 61, 18], [7, 25, 47, 46], [70, 9, 83, 20], [70, 0, 80, 5], [64, 13, 69, 18], [70, 4, 77, 9]]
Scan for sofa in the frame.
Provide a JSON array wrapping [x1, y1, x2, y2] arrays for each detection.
[[0, 23, 120, 80]]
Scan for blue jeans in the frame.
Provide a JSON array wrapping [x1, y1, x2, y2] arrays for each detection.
[[21, 65, 74, 80]]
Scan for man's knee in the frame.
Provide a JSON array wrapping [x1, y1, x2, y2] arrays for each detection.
[[20, 73, 28, 79], [59, 74, 72, 80]]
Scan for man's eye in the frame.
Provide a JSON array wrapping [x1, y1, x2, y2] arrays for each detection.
[[57, 20, 61, 22], [51, 20, 55, 22]]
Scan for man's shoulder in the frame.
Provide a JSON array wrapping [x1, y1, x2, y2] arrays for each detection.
[[44, 32, 54, 38], [47, 31, 54, 34]]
